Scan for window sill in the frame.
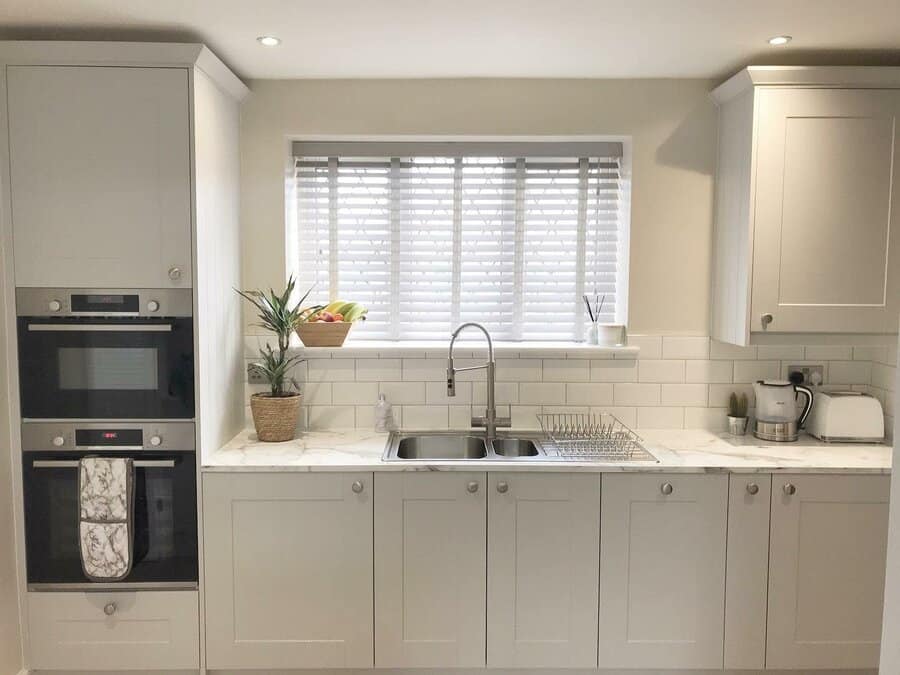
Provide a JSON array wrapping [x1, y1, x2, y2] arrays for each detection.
[[283, 339, 639, 360]]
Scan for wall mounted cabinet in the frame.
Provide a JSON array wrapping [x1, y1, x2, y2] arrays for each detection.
[[711, 67, 900, 344]]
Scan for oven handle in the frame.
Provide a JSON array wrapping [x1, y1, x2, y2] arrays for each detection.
[[27, 324, 173, 332], [31, 459, 176, 469]]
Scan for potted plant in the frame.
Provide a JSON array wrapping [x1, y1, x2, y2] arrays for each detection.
[[295, 300, 368, 347], [727, 391, 749, 436], [237, 277, 315, 442]]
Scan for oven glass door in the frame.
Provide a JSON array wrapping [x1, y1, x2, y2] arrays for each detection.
[[23, 451, 198, 586], [18, 317, 194, 419]]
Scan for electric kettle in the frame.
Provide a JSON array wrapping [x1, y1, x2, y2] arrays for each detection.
[[752, 380, 814, 442]]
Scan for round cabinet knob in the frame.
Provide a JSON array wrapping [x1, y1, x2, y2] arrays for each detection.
[[660, 482, 674, 496], [103, 602, 117, 616], [149, 435, 162, 447], [466, 481, 479, 494], [147, 300, 160, 312], [168, 266, 182, 281], [48, 299, 62, 312], [351, 480, 364, 494], [496, 481, 509, 494], [783, 483, 797, 496], [761, 313, 774, 329], [746, 483, 760, 496], [52, 436, 65, 447]]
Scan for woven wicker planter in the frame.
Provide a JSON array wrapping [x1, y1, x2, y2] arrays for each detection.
[[296, 321, 352, 347], [250, 393, 302, 442]]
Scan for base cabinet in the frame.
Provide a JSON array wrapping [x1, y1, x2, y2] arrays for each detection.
[[598, 473, 728, 669], [27, 590, 199, 671], [487, 473, 601, 668], [767, 474, 890, 670], [374, 472, 486, 668], [203, 472, 374, 669]]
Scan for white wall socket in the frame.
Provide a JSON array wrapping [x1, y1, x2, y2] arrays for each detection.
[[787, 364, 825, 386]]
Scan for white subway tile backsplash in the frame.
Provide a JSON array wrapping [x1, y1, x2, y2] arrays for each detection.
[[805, 345, 853, 361], [637, 406, 684, 429], [427, 380, 473, 404], [661, 384, 708, 406], [472, 382, 519, 405], [733, 360, 781, 383], [591, 359, 638, 382], [332, 382, 378, 405], [449, 405, 473, 429], [638, 359, 685, 383], [662, 336, 709, 359], [614, 383, 661, 406], [709, 383, 755, 408], [626, 335, 662, 359], [592, 406, 637, 428], [511, 405, 543, 429], [379, 381, 426, 404], [357, 358, 402, 381], [543, 359, 591, 382], [402, 405, 449, 429], [873, 363, 896, 392], [685, 360, 732, 384], [307, 406, 356, 429], [495, 359, 542, 382], [301, 382, 333, 406], [402, 359, 447, 382], [853, 345, 887, 362], [520, 382, 566, 405], [307, 358, 356, 382], [756, 344, 804, 360], [684, 407, 729, 432], [710, 341, 757, 360], [565, 383, 615, 406], [828, 361, 872, 386]]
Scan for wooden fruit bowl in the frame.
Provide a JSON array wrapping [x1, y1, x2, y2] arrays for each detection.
[[295, 321, 352, 347]]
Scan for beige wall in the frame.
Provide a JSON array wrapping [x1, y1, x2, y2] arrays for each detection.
[[240, 78, 718, 335]]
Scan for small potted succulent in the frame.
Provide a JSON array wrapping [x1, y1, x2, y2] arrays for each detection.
[[727, 391, 749, 436], [237, 277, 313, 442]]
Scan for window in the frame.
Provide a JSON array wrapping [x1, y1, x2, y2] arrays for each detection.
[[288, 140, 629, 341]]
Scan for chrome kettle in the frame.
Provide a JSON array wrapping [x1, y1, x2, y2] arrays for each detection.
[[752, 380, 813, 442]]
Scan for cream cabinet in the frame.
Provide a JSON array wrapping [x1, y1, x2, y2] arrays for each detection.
[[203, 472, 374, 669], [598, 473, 728, 669], [486, 473, 600, 668], [711, 67, 900, 344], [6, 65, 192, 288], [767, 474, 890, 670], [374, 472, 487, 668]]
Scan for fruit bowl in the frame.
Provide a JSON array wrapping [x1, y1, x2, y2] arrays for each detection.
[[295, 321, 352, 347]]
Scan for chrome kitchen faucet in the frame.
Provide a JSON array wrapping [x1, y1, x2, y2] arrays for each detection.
[[447, 322, 511, 439]]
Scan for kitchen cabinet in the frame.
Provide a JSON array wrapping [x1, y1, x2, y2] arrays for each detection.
[[203, 472, 374, 669], [711, 67, 900, 344], [724, 474, 771, 670], [374, 472, 486, 668], [598, 473, 728, 669], [6, 65, 192, 288], [767, 474, 890, 670], [486, 473, 600, 668]]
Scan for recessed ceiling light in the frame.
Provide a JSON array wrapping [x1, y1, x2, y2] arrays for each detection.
[[257, 36, 281, 47], [767, 35, 792, 46]]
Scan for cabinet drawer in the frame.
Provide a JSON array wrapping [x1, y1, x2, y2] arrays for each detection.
[[27, 590, 199, 670]]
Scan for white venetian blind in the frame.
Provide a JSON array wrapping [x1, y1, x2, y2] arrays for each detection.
[[288, 141, 626, 341]]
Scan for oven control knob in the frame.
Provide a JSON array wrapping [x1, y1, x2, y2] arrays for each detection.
[[52, 436, 65, 447], [149, 435, 162, 447], [48, 299, 62, 312], [147, 300, 160, 313], [103, 602, 117, 616]]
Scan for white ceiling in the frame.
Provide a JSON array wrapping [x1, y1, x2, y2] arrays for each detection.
[[2, 0, 900, 80]]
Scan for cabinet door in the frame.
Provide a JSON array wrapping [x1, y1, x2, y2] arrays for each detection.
[[724, 475, 771, 670], [203, 473, 374, 669], [598, 473, 728, 669], [767, 474, 890, 669], [752, 88, 900, 333], [487, 473, 600, 668], [7, 66, 192, 288], [375, 472, 486, 667]]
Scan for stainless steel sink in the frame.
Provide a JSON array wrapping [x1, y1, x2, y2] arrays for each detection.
[[491, 438, 539, 457], [396, 435, 487, 460]]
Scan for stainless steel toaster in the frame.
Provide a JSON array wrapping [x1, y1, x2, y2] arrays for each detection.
[[806, 391, 884, 443]]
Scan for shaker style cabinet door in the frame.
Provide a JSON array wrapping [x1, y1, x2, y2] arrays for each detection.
[[6, 66, 192, 288], [375, 472, 487, 668], [203, 473, 374, 669], [751, 87, 900, 333], [767, 474, 890, 669], [598, 473, 728, 669], [487, 473, 600, 668]]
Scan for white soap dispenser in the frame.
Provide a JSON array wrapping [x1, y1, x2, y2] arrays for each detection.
[[374, 394, 393, 432]]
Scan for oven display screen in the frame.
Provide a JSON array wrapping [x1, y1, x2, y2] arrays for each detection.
[[71, 294, 139, 312], [75, 429, 144, 447]]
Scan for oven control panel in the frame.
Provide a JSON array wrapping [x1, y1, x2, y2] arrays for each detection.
[[15, 288, 193, 317], [21, 422, 195, 452]]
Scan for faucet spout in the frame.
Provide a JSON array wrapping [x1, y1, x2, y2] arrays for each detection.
[[446, 323, 509, 438]]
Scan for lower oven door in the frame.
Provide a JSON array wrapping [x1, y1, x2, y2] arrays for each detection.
[[23, 451, 198, 589]]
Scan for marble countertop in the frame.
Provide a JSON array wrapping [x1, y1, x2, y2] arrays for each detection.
[[203, 428, 892, 474]]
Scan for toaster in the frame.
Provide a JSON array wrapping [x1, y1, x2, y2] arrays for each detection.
[[806, 391, 884, 443]]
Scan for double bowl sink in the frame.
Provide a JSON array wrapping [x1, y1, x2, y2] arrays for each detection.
[[383, 431, 548, 461]]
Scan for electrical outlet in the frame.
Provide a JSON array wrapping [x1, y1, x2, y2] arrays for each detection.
[[787, 364, 825, 386], [247, 363, 267, 385]]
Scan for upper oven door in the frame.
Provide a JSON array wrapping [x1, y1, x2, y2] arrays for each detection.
[[18, 316, 194, 419]]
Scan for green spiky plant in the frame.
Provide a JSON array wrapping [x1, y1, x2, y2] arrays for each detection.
[[236, 276, 319, 397], [728, 391, 749, 418]]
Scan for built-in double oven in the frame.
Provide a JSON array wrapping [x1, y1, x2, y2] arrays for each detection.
[[17, 288, 198, 590]]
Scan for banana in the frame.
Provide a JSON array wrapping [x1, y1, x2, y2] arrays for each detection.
[[317, 300, 368, 322]]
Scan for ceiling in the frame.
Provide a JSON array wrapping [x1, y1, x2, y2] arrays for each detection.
[[2, 0, 900, 81]]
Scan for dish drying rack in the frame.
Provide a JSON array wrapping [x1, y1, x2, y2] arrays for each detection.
[[537, 412, 657, 461]]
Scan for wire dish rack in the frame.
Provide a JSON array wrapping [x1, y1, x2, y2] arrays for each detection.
[[537, 412, 657, 461]]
